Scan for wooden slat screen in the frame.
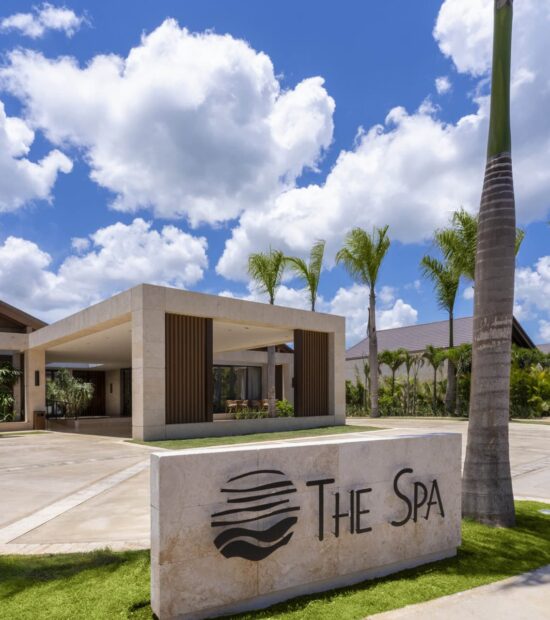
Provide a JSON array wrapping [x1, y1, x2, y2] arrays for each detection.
[[294, 329, 329, 417], [165, 314, 213, 424]]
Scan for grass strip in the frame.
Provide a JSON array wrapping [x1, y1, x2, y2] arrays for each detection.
[[128, 424, 378, 450], [1, 501, 548, 619]]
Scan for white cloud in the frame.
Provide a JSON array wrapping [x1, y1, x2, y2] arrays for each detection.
[[0, 19, 334, 226], [515, 255, 550, 342], [222, 281, 417, 345], [433, 0, 493, 76], [0, 3, 86, 38], [71, 237, 90, 253], [328, 284, 417, 344], [217, 0, 550, 279], [0, 218, 208, 321], [0, 100, 72, 212], [378, 299, 418, 330], [435, 76, 452, 95], [539, 320, 550, 343], [463, 286, 474, 300]]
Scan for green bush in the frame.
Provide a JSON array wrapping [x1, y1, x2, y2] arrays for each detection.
[[234, 407, 267, 420], [275, 399, 294, 417], [0, 362, 21, 419]]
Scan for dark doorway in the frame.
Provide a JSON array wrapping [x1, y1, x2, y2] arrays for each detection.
[[121, 368, 132, 417], [73, 370, 106, 416]]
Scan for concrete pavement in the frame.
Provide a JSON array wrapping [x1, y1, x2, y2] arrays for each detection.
[[0, 419, 548, 554], [351, 417, 550, 502], [369, 564, 550, 620]]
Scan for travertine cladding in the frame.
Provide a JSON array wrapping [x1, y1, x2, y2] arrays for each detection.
[[151, 433, 461, 619]]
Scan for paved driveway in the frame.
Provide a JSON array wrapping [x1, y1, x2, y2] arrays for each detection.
[[0, 420, 548, 553]]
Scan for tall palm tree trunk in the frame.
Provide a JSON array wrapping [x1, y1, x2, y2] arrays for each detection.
[[462, 0, 516, 526], [432, 366, 437, 414], [445, 311, 456, 415], [267, 345, 276, 417], [368, 289, 379, 418]]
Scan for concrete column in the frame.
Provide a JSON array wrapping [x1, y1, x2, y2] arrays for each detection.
[[11, 352, 22, 421], [131, 286, 166, 441], [282, 360, 294, 406], [329, 330, 346, 424], [24, 348, 45, 426]]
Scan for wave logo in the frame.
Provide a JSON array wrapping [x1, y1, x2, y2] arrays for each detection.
[[211, 469, 300, 561]]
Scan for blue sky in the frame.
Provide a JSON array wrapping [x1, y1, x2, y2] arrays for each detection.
[[0, 0, 549, 345]]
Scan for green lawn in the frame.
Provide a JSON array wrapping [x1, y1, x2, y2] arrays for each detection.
[[128, 424, 378, 450], [510, 418, 550, 425], [1, 502, 549, 620]]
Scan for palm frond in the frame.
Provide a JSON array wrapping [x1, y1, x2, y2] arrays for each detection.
[[248, 249, 285, 304]]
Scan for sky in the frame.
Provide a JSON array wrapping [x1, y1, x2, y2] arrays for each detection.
[[0, 0, 548, 346]]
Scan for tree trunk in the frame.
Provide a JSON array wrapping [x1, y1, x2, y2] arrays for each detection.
[[433, 367, 437, 414], [462, 0, 516, 527], [267, 345, 276, 417], [445, 311, 456, 415], [368, 289, 379, 418]]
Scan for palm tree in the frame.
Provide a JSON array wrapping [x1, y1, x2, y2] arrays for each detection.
[[463, 0, 516, 527], [402, 351, 422, 415], [422, 345, 446, 415], [437, 207, 524, 283], [336, 226, 391, 418], [285, 240, 326, 311], [420, 255, 460, 414], [378, 348, 406, 400], [445, 344, 472, 416], [248, 248, 286, 417]]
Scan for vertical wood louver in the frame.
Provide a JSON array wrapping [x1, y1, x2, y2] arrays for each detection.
[[294, 329, 328, 417], [165, 314, 213, 424]]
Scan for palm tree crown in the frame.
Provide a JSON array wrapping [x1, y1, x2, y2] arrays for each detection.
[[436, 208, 524, 282], [286, 240, 326, 311], [335, 226, 390, 289], [420, 256, 459, 316], [247, 249, 285, 305]]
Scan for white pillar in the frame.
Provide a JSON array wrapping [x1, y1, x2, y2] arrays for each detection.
[[131, 286, 166, 441], [24, 349, 45, 426]]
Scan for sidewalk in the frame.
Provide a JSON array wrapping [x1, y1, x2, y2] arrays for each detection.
[[369, 565, 550, 620]]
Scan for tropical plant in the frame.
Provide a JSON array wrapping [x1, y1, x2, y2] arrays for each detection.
[[248, 248, 286, 417], [275, 399, 294, 417], [0, 362, 22, 420], [422, 345, 446, 414], [402, 351, 423, 415], [286, 240, 326, 311], [336, 226, 391, 418], [420, 255, 460, 414], [437, 207, 524, 283], [46, 369, 94, 418], [462, 0, 517, 527], [378, 348, 406, 400], [444, 344, 472, 416]]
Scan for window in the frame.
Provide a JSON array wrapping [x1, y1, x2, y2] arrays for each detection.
[[213, 365, 262, 413]]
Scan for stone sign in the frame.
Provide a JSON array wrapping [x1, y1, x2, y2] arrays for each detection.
[[151, 433, 461, 619]]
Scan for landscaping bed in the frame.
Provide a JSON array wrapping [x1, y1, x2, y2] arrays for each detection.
[[1, 502, 549, 619]]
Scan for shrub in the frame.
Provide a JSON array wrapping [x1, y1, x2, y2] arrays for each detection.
[[234, 407, 267, 420], [0, 362, 22, 420], [275, 399, 294, 417], [46, 369, 94, 418]]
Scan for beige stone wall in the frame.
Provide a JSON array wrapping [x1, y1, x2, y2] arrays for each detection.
[[151, 432, 461, 619], [20, 284, 345, 440], [24, 348, 45, 426]]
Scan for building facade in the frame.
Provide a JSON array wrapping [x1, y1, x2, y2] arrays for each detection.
[[1, 285, 345, 440]]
